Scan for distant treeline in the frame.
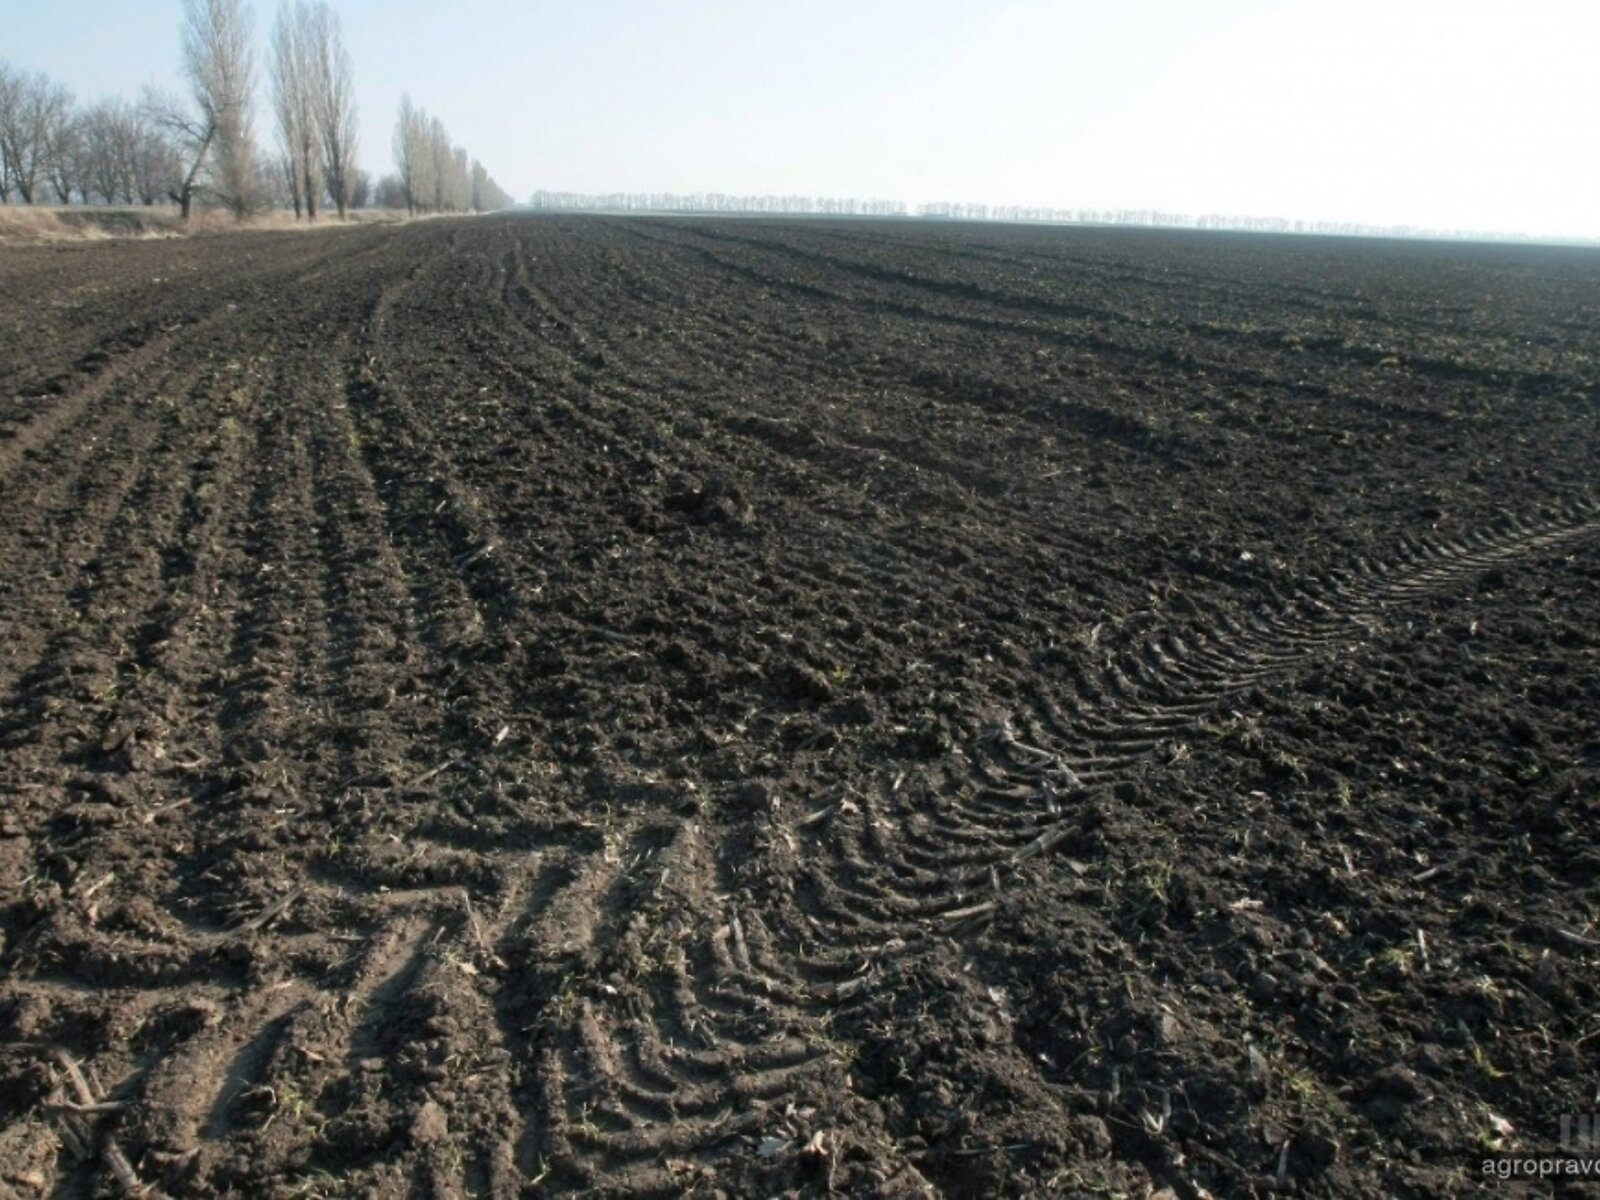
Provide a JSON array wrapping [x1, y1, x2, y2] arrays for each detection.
[[527, 190, 1510, 240], [529, 191, 910, 216]]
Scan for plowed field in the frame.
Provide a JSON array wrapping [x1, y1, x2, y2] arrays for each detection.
[[1, 217, 1598, 1198]]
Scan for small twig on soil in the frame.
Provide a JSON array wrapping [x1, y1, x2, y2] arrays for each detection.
[[141, 798, 193, 826], [75, 873, 115, 901], [939, 900, 997, 926], [453, 543, 496, 568], [939, 1142, 1033, 1158], [979, 783, 1036, 802], [52, 1048, 157, 1198], [1412, 858, 1459, 883], [993, 728, 1085, 787], [406, 759, 462, 789], [460, 890, 486, 950], [53, 1050, 99, 1105], [729, 912, 752, 971], [334, 770, 394, 791], [236, 888, 303, 934], [1008, 739, 1059, 762], [812, 973, 874, 1003], [1047, 764, 1085, 789], [797, 803, 838, 829], [459, 889, 504, 970], [1556, 928, 1600, 950], [1012, 823, 1072, 864]]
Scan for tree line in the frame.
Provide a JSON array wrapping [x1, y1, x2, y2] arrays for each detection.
[[526, 189, 1472, 240], [389, 95, 511, 215], [528, 191, 909, 216], [0, 0, 512, 220]]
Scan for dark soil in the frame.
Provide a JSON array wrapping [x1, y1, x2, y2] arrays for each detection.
[[1, 216, 1597, 1198]]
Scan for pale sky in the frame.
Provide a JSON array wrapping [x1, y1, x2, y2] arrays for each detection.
[[3, 0, 1597, 237]]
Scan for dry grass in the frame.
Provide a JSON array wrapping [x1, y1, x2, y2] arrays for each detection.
[[0, 206, 103, 241], [0, 204, 413, 244]]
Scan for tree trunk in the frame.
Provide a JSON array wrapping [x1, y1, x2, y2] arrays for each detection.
[[177, 125, 214, 223], [302, 138, 317, 221]]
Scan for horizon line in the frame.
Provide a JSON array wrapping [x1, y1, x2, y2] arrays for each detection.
[[522, 191, 1600, 250]]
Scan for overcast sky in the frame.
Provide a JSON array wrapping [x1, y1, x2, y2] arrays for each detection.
[[5, 0, 1597, 237]]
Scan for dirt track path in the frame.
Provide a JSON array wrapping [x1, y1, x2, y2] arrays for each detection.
[[1, 217, 1597, 1197]]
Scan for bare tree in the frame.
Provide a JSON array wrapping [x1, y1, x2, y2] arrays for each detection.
[[348, 166, 371, 209], [252, 145, 290, 210], [0, 66, 13, 201], [181, 0, 257, 218], [449, 146, 470, 212], [427, 115, 450, 211], [476, 171, 511, 211], [470, 157, 487, 213], [142, 87, 212, 219], [45, 108, 83, 203], [306, 1, 357, 218], [82, 100, 134, 204], [393, 94, 425, 214], [373, 171, 406, 210], [38, 80, 76, 202], [0, 65, 73, 204], [269, 7, 301, 216], [129, 114, 179, 205], [269, 0, 320, 219]]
